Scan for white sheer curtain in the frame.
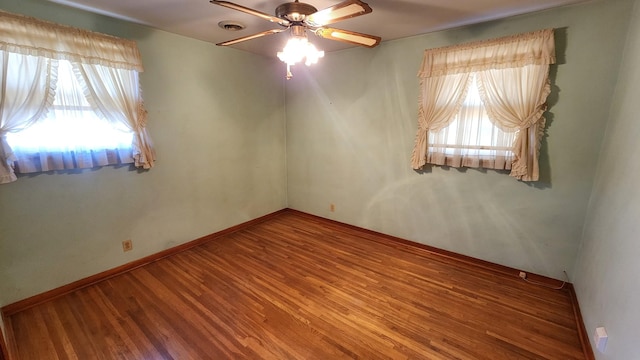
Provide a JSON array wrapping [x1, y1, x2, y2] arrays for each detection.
[[0, 10, 153, 184], [75, 62, 154, 169], [426, 75, 518, 169], [476, 64, 552, 180], [411, 72, 471, 170], [0, 51, 56, 183], [411, 29, 556, 181]]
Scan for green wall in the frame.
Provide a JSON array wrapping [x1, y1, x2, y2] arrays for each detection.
[[0, 0, 287, 306], [285, 0, 634, 280], [573, 0, 640, 358]]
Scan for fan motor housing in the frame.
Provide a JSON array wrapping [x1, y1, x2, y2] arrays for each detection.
[[276, 1, 317, 22]]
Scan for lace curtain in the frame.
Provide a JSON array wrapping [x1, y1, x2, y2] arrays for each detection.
[[426, 74, 518, 170], [0, 10, 154, 184], [411, 29, 556, 181], [0, 51, 54, 183]]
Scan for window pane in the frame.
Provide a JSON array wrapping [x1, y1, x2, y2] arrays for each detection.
[[6, 59, 133, 153], [429, 74, 517, 158], [7, 111, 133, 152]]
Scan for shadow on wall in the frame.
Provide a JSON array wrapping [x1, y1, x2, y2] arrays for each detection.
[[537, 27, 567, 187], [358, 172, 553, 275]]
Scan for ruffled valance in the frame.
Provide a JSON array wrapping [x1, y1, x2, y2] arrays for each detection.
[[0, 10, 143, 71], [418, 29, 555, 78]]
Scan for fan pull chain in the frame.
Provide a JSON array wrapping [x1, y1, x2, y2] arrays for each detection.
[[286, 64, 293, 80]]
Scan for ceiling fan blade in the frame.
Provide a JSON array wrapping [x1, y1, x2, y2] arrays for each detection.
[[315, 27, 381, 48], [210, 1, 290, 26], [305, 0, 372, 27], [217, 28, 286, 46]]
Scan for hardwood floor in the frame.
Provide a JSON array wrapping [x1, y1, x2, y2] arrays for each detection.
[[5, 210, 586, 359]]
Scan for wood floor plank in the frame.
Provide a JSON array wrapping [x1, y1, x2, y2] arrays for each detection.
[[7, 210, 586, 359]]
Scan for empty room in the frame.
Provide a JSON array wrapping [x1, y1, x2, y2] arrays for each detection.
[[1, 0, 639, 358]]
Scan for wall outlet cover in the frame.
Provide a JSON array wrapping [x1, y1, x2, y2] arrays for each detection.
[[122, 240, 133, 252], [594, 327, 608, 353]]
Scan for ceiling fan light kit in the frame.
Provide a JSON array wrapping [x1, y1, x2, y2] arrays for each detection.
[[210, 0, 381, 79], [277, 25, 324, 79]]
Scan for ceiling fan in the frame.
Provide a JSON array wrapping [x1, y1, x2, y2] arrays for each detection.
[[210, 0, 381, 78]]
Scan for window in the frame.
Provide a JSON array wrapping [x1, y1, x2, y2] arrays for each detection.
[[0, 10, 154, 184], [411, 29, 556, 181], [6, 59, 135, 172], [427, 74, 518, 169]]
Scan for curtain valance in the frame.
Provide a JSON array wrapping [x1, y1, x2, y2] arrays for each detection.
[[418, 29, 555, 78], [0, 10, 143, 71]]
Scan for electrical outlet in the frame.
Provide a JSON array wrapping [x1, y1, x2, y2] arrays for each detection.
[[519, 271, 527, 279], [122, 239, 133, 252], [330, 203, 335, 212]]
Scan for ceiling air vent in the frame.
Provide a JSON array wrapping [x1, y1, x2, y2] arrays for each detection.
[[218, 21, 246, 31]]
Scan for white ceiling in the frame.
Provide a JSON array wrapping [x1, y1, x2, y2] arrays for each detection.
[[49, 0, 588, 57]]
